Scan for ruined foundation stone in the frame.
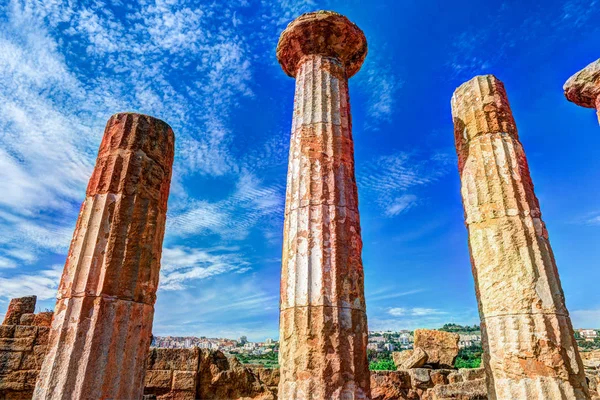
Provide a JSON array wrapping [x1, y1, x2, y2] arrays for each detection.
[[564, 58, 600, 124], [276, 10, 371, 400], [2, 297, 36, 326], [33, 113, 175, 400], [451, 75, 590, 399]]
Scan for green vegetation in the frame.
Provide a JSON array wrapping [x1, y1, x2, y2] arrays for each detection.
[[454, 344, 482, 369], [235, 351, 279, 368], [577, 337, 600, 350], [439, 323, 480, 334], [367, 349, 396, 371], [370, 358, 396, 371]]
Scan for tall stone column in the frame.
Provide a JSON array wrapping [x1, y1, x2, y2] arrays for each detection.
[[564, 58, 600, 125], [276, 11, 370, 400], [451, 75, 589, 400], [33, 113, 174, 400]]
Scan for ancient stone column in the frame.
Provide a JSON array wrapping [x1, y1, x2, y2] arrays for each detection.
[[2, 296, 36, 325], [564, 58, 600, 125], [33, 113, 174, 400], [276, 11, 370, 400], [451, 75, 590, 400]]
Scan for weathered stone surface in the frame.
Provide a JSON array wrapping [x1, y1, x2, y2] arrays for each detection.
[[458, 368, 485, 382], [197, 349, 274, 400], [394, 351, 414, 368], [410, 368, 433, 390], [33, 113, 175, 400], [564, 58, 600, 123], [276, 11, 367, 78], [451, 75, 590, 400], [31, 312, 52, 328], [414, 330, 458, 368], [277, 10, 370, 400], [426, 378, 487, 400], [2, 297, 36, 326], [398, 348, 429, 370], [18, 314, 34, 326], [370, 370, 411, 400]]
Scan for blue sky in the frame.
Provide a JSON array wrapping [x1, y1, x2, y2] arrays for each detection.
[[0, 0, 599, 342]]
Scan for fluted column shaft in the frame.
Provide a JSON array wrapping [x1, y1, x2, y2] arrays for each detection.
[[278, 54, 370, 400], [33, 113, 174, 400], [451, 75, 589, 400]]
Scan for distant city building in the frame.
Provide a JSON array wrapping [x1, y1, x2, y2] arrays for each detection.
[[579, 329, 599, 341], [384, 343, 394, 352], [458, 334, 482, 348]]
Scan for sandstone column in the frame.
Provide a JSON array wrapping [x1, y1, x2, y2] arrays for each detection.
[[33, 113, 174, 400], [451, 75, 589, 400], [564, 58, 600, 124], [276, 11, 370, 400]]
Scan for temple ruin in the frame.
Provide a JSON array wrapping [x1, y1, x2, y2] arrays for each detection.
[[275, 11, 371, 400], [451, 75, 590, 399], [33, 113, 175, 399], [0, 9, 598, 400]]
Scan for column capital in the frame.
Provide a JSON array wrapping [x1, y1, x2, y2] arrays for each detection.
[[276, 10, 367, 78], [564, 58, 600, 109]]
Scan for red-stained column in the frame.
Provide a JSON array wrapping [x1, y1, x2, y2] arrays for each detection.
[[33, 113, 174, 400], [276, 11, 370, 400], [452, 75, 589, 400]]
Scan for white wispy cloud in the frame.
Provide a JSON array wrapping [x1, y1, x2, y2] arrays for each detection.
[[358, 152, 453, 217], [388, 307, 447, 317], [160, 246, 251, 291], [367, 287, 425, 302], [356, 52, 403, 129], [0, 265, 62, 301]]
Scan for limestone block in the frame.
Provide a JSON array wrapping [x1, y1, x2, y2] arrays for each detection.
[[33, 328, 48, 346], [369, 371, 411, 400], [147, 347, 200, 371], [0, 351, 23, 370], [414, 330, 459, 368], [459, 368, 485, 381], [0, 325, 15, 338], [19, 314, 35, 326], [429, 378, 487, 400], [409, 368, 433, 389], [2, 297, 36, 326], [14, 326, 36, 339], [172, 370, 196, 391], [447, 372, 463, 384], [400, 347, 428, 370], [393, 350, 413, 367], [32, 312, 53, 328], [0, 337, 35, 352], [431, 370, 450, 386], [144, 369, 173, 389]]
